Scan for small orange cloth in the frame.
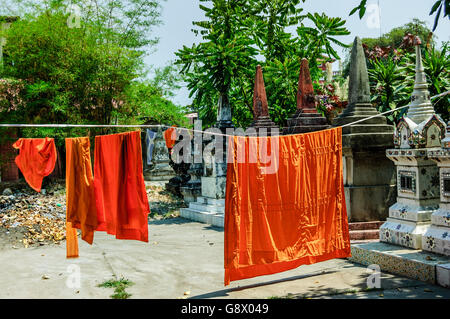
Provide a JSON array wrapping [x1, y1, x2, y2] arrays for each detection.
[[66, 222, 79, 259], [12, 137, 57, 192], [164, 126, 177, 149], [224, 127, 351, 286], [94, 131, 150, 242], [65, 137, 98, 258]]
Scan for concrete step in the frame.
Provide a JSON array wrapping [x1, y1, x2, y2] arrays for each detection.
[[349, 221, 384, 231], [349, 229, 380, 241], [349, 241, 450, 287], [179, 208, 224, 228], [188, 202, 225, 214], [196, 196, 225, 207]]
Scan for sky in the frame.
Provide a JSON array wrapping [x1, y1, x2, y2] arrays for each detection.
[[147, 0, 450, 107]]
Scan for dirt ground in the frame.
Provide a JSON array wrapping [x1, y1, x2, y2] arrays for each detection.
[[0, 179, 186, 250]]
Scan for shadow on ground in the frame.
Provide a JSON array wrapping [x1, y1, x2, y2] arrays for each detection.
[[150, 217, 224, 233]]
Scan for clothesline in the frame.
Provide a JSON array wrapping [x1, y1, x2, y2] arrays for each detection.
[[0, 90, 447, 138]]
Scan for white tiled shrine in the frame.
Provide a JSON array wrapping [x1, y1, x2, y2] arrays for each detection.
[[379, 38, 446, 249], [424, 123, 450, 256]]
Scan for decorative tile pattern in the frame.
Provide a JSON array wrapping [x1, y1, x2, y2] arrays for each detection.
[[349, 242, 450, 284]]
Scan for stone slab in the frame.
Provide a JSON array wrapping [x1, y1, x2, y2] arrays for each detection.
[[349, 241, 450, 285], [422, 225, 450, 256], [201, 176, 227, 199], [180, 208, 224, 228], [431, 207, 450, 227], [388, 201, 437, 222], [379, 218, 430, 249], [436, 263, 450, 288], [196, 196, 225, 207], [189, 202, 224, 214], [344, 184, 395, 221]]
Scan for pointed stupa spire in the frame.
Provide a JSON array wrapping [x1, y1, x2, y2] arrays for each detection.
[[283, 58, 329, 134], [253, 65, 269, 118], [348, 36, 371, 105], [297, 58, 317, 113], [249, 65, 278, 135], [405, 36, 436, 124]]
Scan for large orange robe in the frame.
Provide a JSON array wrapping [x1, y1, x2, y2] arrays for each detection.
[[94, 131, 150, 242], [224, 127, 351, 286], [65, 137, 98, 258], [12, 138, 57, 192]]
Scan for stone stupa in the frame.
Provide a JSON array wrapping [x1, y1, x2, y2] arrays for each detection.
[[332, 36, 396, 222], [249, 65, 279, 136], [283, 58, 330, 135]]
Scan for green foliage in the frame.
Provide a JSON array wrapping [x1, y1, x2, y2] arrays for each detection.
[[430, 0, 450, 31], [176, 0, 258, 128], [120, 80, 189, 126], [297, 13, 350, 60], [404, 42, 450, 122], [0, 0, 187, 147], [367, 42, 449, 124], [176, 0, 351, 129], [361, 19, 434, 51], [98, 277, 134, 299], [368, 58, 410, 124], [350, 0, 450, 32]]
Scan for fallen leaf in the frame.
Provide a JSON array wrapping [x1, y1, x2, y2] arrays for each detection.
[[379, 293, 384, 297], [424, 288, 433, 292], [184, 291, 190, 295], [42, 275, 50, 280]]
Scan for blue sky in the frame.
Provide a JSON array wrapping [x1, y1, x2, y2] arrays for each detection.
[[147, 0, 450, 106]]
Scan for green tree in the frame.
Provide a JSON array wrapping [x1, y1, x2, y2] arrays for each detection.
[[175, 0, 258, 128], [177, 0, 350, 128], [0, 1, 188, 136], [350, 0, 450, 31], [361, 19, 434, 52]]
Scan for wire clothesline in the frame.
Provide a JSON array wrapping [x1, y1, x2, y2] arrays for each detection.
[[0, 91, 448, 138]]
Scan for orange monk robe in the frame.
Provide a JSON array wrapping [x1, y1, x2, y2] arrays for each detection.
[[94, 131, 150, 242], [65, 137, 98, 259], [12, 138, 57, 193], [66, 222, 79, 259], [164, 126, 177, 149], [224, 127, 351, 286]]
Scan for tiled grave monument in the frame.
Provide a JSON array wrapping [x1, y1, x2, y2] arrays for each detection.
[[379, 37, 446, 249], [424, 122, 450, 255], [179, 94, 233, 227]]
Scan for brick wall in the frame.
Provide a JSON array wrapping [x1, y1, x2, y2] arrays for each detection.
[[0, 129, 19, 181]]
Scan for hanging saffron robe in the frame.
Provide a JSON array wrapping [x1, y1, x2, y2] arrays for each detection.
[[66, 222, 79, 259], [164, 126, 177, 149], [224, 127, 351, 286], [94, 131, 150, 242], [65, 137, 98, 258], [12, 137, 57, 192]]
